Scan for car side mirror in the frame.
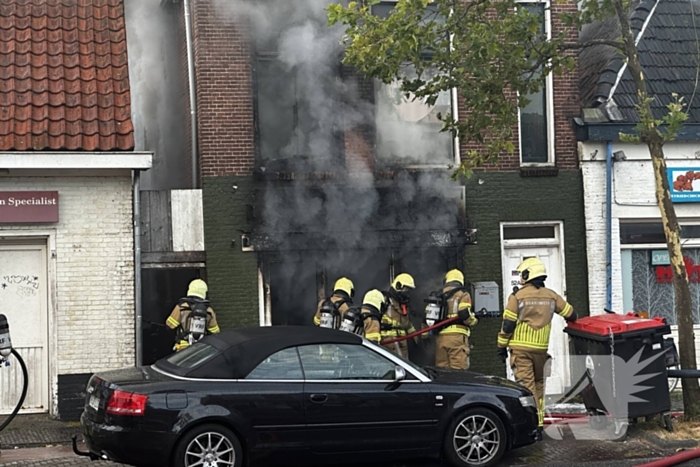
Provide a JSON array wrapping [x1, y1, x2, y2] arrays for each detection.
[[394, 366, 406, 382]]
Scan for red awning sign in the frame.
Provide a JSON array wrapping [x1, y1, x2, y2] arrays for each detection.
[[0, 191, 59, 223]]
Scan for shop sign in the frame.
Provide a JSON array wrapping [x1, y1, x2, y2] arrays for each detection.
[[656, 256, 700, 283], [651, 250, 670, 265], [0, 191, 59, 223], [669, 168, 700, 202]]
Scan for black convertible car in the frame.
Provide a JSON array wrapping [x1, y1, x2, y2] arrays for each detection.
[[76, 326, 538, 467]]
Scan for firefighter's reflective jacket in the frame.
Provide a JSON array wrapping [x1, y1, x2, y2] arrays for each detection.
[[380, 296, 416, 357], [437, 285, 477, 336], [166, 299, 220, 351], [497, 283, 573, 352], [313, 293, 352, 327], [360, 307, 382, 344]]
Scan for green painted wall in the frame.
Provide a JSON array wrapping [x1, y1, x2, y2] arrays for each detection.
[[201, 171, 589, 381], [202, 176, 260, 329], [465, 170, 590, 376]]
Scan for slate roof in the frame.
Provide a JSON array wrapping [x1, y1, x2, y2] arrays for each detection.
[[0, 0, 134, 151], [580, 0, 700, 123]]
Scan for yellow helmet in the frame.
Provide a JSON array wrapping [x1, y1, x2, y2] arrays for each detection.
[[517, 257, 547, 283], [392, 273, 415, 291], [362, 289, 385, 311], [187, 279, 208, 299], [333, 277, 355, 297], [445, 269, 464, 286]]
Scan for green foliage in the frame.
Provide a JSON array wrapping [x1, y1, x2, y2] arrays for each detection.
[[328, 0, 578, 176], [327, 0, 688, 176]]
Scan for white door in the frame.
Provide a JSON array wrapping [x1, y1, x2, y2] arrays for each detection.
[[502, 247, 570, 395], [0, 243, 49, 414]]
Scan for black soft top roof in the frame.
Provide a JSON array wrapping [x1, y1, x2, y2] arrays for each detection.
[[156, 326, 363, 379]]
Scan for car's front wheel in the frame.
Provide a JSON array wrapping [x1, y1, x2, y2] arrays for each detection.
[[444, 407, 507, 467], [174, 423, 243, 467]]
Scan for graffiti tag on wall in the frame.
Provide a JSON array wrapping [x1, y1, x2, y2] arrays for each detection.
[[2, 275, 40, 290]]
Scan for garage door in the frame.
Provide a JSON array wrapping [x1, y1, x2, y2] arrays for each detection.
[[0, 243, 49, 414]]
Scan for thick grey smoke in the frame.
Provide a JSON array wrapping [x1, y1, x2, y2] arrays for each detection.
[[124, 0, 189, 190], [214, 0, 453, 168], [215, 0, 464, 319]]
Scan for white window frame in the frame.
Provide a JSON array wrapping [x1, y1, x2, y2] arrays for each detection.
[[371, 0, 460, 169], [516, 0, 555, 167]]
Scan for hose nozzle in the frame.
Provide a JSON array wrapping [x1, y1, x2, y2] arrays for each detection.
[[0, 314, 12, 358]]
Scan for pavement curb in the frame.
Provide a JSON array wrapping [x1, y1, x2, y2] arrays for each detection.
[[639, 431, 699, 450]]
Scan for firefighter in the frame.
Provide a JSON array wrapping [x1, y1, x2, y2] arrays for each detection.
[[166, 279, 220, 352], [496, 257, 577, 437], [380, 273, 417, 359], [435, 269, 477, 370], [314, 277, 354, 329], [361, 289, 384, 344]]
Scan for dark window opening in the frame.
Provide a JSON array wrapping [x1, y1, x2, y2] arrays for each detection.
[[371, 2, 453, 167], [519, 3, 549, 164], [253, 14, 344, 173], [503, 225, 556, 240], [620, 222, 700, 244]]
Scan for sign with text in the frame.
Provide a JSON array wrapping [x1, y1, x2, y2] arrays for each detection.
[[0, 191, 59, 223], [651, 250, 670, 265], [668, 168, 700, 202]]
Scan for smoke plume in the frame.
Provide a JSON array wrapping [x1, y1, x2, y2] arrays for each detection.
[[214, 0, 465, 321]]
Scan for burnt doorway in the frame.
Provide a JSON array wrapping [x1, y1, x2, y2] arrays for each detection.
[[269, 255, 318, 326], [141, 268, 204, 365], [266, 250, 394, 327]]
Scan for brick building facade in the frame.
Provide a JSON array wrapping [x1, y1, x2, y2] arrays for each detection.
[[178, 0, 589, 385]]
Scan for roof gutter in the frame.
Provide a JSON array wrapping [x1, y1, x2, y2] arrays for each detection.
[[184, 0, 199, 188]]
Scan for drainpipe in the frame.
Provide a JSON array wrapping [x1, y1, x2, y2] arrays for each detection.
[[184, 0, 199, 188], [451, 87, 461, 167], [606, 141, 613, 311], [133, 170, 143, 367]]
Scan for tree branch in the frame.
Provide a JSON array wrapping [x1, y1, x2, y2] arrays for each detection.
[[560, 38, 625, 51]]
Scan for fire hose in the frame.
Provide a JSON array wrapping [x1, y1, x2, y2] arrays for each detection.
[[380, 316, 462, 345], [0, 315, 29, 433], [0, 348, 28, 432]]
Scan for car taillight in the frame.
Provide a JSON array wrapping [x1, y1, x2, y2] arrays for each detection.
[[105, 390, 147, 416]]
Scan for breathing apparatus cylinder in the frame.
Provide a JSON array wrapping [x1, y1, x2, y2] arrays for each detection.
[[0, 314, 12, 358], [187, 299, 209, 344], [339, 307, 364, 335], [319, 300, 340, 330], [423, 291, 445, 327]]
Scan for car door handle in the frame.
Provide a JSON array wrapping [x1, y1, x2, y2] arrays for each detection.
[[309, 394, 328, 403]]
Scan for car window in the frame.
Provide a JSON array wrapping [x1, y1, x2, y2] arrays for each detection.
[[298, 344, 397, 380], [165, 342, 219, 369], [245, 348, 304, 380]]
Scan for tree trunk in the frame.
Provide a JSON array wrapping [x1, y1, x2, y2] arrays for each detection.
[[612, 0, 700, 419], [649, 140, 700, 420]]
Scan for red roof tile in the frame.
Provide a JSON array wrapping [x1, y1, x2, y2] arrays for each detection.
[[0, 0, 134, 151]]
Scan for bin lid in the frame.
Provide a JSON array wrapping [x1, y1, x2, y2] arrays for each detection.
[[565, 313, 668, 336]]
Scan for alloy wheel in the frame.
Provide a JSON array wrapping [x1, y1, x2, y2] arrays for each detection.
[[184, 431, 236, 467], [453, 414, 501, 466]]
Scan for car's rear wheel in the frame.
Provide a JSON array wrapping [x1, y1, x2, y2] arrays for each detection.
[[444, 407, 507, 467], [174, 423, 243, 467]]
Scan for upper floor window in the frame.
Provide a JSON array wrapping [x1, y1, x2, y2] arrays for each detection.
[[517, 1, 554, 166], [371, 1, 454, 168], [253, 3, 344, 172]]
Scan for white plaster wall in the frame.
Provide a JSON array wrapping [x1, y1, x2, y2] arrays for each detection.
[[0, 176, 135, 375], [581, 140, 700, 374]]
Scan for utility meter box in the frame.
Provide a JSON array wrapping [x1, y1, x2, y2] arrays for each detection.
[[473, 281, 500, 317]]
